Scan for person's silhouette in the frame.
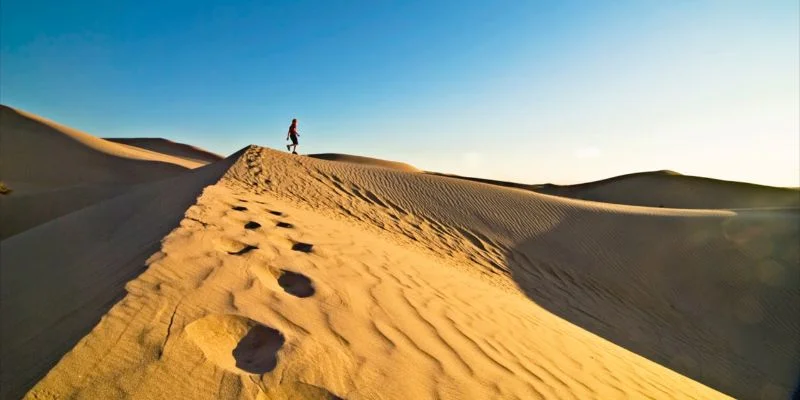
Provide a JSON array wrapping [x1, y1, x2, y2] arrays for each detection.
[[286, 118, 299, 154]]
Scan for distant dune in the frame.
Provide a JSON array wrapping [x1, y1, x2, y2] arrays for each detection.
[[106, 137, 224, 164], [0, 106, 201, 187], [308, 153, 421, 172], [2, 110, 798, 400], [431, 170, 800, 210]]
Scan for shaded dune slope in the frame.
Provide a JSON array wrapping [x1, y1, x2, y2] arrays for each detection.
[[27, 146, 798, 399], [431, 170, 800, 209], [0, 152, 240, 400], [106, 137, 224, 164], [308, 153, 421, 172], [0, 106, 212, 238]]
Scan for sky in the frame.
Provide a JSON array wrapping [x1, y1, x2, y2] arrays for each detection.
[[2, 1, 798, 186]]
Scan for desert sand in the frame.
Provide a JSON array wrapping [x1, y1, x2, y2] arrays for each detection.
[[1, 106, 798, 400]]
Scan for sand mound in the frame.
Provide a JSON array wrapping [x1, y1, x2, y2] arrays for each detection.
[[0, 106, 216, 239], [308, 153, 421, 172], [107, 137, 224, 164], [431, 170, 800, 209], [23, 146, 799, 399]]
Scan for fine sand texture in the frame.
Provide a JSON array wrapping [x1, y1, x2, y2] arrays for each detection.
[[0, 106, 219, 239], [12, 144, 797, 400]]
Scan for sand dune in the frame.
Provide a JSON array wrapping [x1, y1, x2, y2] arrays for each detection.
[[432, 170, 800, 210], [0, 106, 206, 187], [0, 106, 220, 238], [308, 153, 421, 172], [12, 145, 796, 399], [2, 112, 797, 399], [106, 137, 225, 164]]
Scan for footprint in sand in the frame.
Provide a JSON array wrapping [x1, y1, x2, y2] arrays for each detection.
[[215, 237, 258, 256], [291, 242, 313, 253], [232, 205, 248, 211], [276, 222, 293, 229], [278, 270, 315, 298], [230, 245, 257, 255], [269, 210, 284, 216], [244, 221, 261, 230], [186, 314, 284, 375]]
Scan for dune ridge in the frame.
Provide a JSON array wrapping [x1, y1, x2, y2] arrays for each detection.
[[20, 145, 799, 399]]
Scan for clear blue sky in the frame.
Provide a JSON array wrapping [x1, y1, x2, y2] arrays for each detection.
[[2, 1, 798, 186]]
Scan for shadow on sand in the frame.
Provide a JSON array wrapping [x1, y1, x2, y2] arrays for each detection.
[[504, 208, 800, 399]]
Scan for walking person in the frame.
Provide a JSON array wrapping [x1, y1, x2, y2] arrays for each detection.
[[286, 118, 299, 154]]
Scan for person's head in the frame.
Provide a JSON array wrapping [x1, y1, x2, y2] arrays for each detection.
[[292, 118, 297, 125]]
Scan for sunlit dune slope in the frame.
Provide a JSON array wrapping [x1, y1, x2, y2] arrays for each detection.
[[25, 146, 798, 399]]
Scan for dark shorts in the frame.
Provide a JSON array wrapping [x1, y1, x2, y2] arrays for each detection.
[[289, 134, 298, 145]]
